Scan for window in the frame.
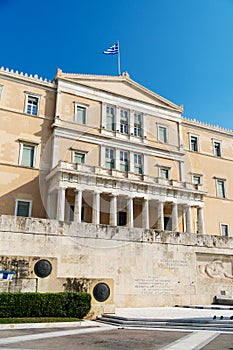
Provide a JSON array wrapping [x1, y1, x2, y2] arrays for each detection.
[[159, 167, 169, 179], [134, 113, 142, 137], [190, 135, 198, 152], [158, 125, 167, 143], [26, 95, 39, 116], [15, 200, 32, 217], [120, 109, 129, 134], [220, 224, 229, 237], [213, 140, 221, 157], [19, 144, 36, 168], [134, 153, 143, 174], [192, 174, 202, 185], [120, 151, 129, 172], [106, 105, 115, 131], [73, 152, 85, 164], [216, 179, 226, 198], [105, 148, 115, 169], [74, 104, 86, 124]]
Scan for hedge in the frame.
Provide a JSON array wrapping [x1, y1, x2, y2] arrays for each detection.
[[0, 292, 91, 318]]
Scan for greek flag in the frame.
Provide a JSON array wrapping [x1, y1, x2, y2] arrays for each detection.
[[103, 43, 119, 55]]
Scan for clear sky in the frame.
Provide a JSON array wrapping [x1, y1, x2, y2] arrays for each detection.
[[1, 0, 233, 129]]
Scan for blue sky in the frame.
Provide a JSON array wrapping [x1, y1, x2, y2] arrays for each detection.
[[1, 0, 233, 129]]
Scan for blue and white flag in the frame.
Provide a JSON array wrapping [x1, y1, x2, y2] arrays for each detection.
[[103, 43, 119, 55]]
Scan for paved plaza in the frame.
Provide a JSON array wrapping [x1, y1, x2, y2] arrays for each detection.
[[0, 307, 233, 349]]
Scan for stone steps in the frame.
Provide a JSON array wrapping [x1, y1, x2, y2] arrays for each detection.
[[97, 314, 233, 332]]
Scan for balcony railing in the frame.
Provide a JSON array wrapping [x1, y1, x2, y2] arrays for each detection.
[[50, 161, 201, 192]]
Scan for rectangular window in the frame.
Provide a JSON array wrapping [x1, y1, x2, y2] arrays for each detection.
[[220, 224, 229, 237], [73, 152, 85, 163], [120, 109, 129, 134], [74, 105, 86, 124], [20, 144, 35, 168], [134, 113, 142, 137], [105, 148, 115, 169], [192, 174, 202, 185], [106, 105, 115, 131], [190, 135, 198, 152], [213, 141, 221, 157], [160, 167, 169, 179], [15, 200, 32, 217], [27, 96, 39, 116], [120, 151, 129, 172], [158, 125, 167, 143], [134, 153, 143, 174], [216, 179, 226, 198]]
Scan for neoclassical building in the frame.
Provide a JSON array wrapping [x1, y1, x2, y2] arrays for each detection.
[[0, 66, 232, 236]]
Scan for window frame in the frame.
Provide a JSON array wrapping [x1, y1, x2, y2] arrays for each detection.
[[134, 153, 143, 174], [24, 92, 41, 116], [14, 199, 32, 217], [105, 147, 115, 169], [159, 166, 170, 179], [192, 173, 202, 185], [19, 142, 37, 168], [120, 108, 129, 134], [73, 151, 86, 164], [120, 150, 129, 172], [220, 223, 229, 237], [158, 124, 168, 143], [213, 139, 222, 157], [74, 102, 88, 125], [133, 112, 142, 137], [216, 178, 226, 198], [106, 104, 115, 131], [189, 134, 199, 152]]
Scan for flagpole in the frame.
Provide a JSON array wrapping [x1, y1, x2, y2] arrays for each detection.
[[117, 40, 121, 76]]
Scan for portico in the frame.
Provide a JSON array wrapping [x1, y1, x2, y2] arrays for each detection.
[[46, 161, 205, 234]]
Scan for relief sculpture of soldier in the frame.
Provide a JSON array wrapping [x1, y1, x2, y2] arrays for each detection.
[[198, 260, 233, 279]]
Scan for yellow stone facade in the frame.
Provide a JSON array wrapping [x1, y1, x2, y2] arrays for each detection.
[[0, 66, 232, 237]]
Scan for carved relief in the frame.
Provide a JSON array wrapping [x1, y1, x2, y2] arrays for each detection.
[[197, 260, 233, 279]]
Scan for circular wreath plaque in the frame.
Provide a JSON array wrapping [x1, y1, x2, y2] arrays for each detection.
[[34, 259, 52, 278], [93, 282, 110, 302]]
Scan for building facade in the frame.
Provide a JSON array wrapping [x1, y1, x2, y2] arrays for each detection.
[[1, 66, 233, 310]]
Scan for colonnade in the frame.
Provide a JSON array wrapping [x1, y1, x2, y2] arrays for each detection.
[[51, 187, 205, 234]]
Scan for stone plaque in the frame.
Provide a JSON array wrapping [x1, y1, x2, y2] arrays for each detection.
[[93, 282, 110, 302], [34, 259, 52, 278]]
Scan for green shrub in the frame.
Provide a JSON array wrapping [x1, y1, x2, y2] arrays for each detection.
[[0, 292, 91, 318]]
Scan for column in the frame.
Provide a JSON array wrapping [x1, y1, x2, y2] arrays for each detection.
[[56, 187, 66, 221], [127, 196, 134, 228], [197, 207, 205, 234], [172, 203, 178, 231], [186, 205, 192, 233], [115, 107, 120, 132], [101, 102, 106, 128], [142, 198, 149, 229], [129, 152, 134, 173], [46, 190, 52, 219], [109, 195, 117, 226], [74, 189, 82, 223], [129, 110, 134, 136], [157, 201, 164, 230], [92, 192, 100, 225], [52, 134, 59, 168]]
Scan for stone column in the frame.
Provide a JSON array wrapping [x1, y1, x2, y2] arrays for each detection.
[[172, 203, 178, 231], [110, 195, 117, 226], [74, 189, 83, 223], [186, 205, 192, 233], [93, 192, 100, 225], [197, 207, 205, 234], [142, 198, 149, 229], [127, 196, 134, 228], [101, 102, 106, 128], [56, 187, 66, 221], [116, 107, 120, 132], [157, 201, 164, 230]]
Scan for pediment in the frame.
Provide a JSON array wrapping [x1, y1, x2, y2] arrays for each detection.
[[56, 70, 183, 113]]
